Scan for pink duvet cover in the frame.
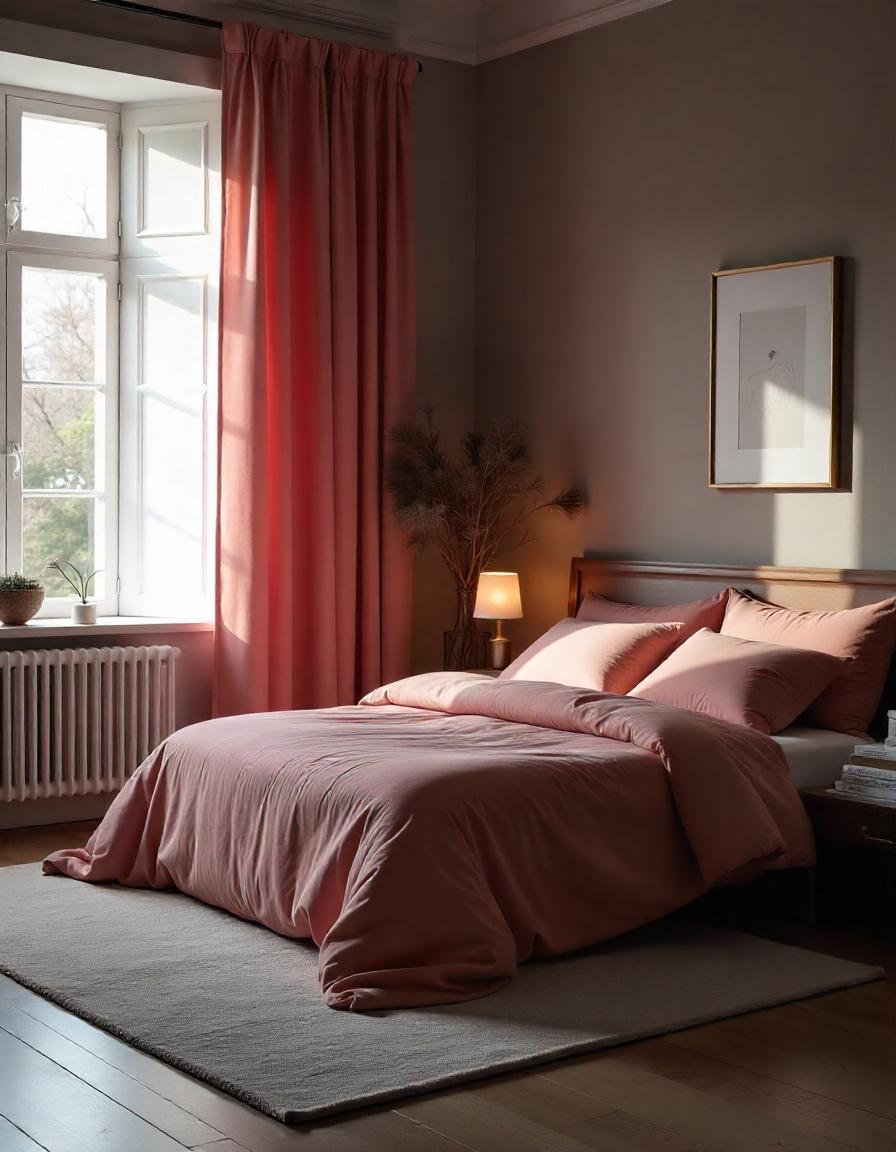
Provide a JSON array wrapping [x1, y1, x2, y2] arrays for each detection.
[[44, 674, 814, 1011]]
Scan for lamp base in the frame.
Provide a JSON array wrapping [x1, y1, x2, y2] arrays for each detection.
[[488, 635, 512, 671]]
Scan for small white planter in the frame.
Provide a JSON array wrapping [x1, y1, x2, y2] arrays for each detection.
[[71, 602, 97, 625]]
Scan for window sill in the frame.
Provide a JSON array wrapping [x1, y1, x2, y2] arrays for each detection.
[[0, 617, 214, 641]]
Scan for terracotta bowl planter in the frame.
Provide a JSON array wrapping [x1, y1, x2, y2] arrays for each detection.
[[0, 587, 45, 626]]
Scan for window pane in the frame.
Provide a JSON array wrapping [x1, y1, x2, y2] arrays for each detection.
[[21, 113, 107, 239], [140, 125, 207, 235], [23, 496, 101, 597], [22, 268, 104, 385], [143, 276, 205, 396], [140, 395, 204, 596], [23, 387, 99, 491]]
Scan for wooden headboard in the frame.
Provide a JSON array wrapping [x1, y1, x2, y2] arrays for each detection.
[[568, 557, 896, 733], [568, 558, 896, 617]]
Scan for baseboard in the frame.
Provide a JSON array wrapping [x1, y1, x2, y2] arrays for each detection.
[[0, 793, 116, 829]]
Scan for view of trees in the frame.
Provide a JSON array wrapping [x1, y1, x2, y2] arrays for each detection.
[[20, 269, 100, 597]]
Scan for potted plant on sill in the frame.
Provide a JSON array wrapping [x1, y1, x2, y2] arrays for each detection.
[[45, 558, 100, 625], [386, 411, 585, 671], [0, 573, 45, 626]]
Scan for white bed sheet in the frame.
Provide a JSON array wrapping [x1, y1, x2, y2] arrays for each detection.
[[771, 727, 857, 789]]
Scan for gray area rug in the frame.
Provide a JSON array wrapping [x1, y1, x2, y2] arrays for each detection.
[[0, 864, 883, 1122]]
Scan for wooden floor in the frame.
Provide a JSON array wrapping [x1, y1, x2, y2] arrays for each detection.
[[1, 823, 893, 1152]]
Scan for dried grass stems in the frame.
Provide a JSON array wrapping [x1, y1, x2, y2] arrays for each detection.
[[386, 410, 584, 591]]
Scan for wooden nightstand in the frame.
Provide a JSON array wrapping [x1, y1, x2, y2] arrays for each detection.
[[800, 787, 896, 931]]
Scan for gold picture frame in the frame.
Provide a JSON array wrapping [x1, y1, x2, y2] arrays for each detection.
[[709, 256, 841, 489]]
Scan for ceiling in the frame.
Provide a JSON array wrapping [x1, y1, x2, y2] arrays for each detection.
[[209, 0, 673, 64]]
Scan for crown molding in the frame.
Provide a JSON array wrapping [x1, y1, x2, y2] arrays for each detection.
[[400, 39, 479, 67], [228, 0, 398, 39], [476, 0, 673, 64], [144, 0, 673, 67], [213, 0, 478, 63]]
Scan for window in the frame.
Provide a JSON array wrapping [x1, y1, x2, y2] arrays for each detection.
[[2, 86, 220, 618], [8, 96, 118, 253], [6, 252, 118, 610]]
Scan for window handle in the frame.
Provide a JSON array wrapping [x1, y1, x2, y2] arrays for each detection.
[[4, 443, 22, 479], [5, 196, 21, 233]]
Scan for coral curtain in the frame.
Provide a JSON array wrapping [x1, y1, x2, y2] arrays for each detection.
[[214, 23, 417, 715]]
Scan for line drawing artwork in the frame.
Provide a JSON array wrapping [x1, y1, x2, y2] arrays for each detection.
[[737, 305, 807, 450]]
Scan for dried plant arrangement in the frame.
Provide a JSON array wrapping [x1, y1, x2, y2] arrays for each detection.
[[386, 410, 584, 669]]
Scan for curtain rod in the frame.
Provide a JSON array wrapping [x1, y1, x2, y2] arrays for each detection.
[[90, 0, 220, 29], [88, 1, 424, 70]]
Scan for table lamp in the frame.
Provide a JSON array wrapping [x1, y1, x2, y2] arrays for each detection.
[[474, 572, 523, 670]]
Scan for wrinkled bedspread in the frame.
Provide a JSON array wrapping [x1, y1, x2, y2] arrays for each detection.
[[44, 673, 814, 1010]]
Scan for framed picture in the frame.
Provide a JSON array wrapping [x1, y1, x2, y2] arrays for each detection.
[[709, 256, 841, 489]]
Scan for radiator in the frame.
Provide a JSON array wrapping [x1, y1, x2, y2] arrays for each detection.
[[0, 645, 179, 803]]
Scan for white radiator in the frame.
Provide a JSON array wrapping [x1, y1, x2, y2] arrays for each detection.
[[0, 645, 179, 803]]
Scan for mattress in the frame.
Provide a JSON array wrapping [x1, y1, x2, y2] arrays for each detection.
[[772, 727, 857, 789]]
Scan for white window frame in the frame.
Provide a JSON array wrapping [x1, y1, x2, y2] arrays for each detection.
[[5, 251, 119, 616], [2, 85, 120, 617], [5, 94, 119, 258], [118, 99, 220, 618], [2, 83, 220, 622], [118, 255, 215, 617]]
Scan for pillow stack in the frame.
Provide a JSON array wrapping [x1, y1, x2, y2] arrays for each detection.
[[719, 590, 896, 737], [502, 589, 730, 694], [503, 584, 896, 737]]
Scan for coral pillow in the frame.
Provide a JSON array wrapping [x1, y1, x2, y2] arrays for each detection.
[[576, 589, 728, 644], [499, 619, 685, 694], [721, 589, 896, 736], [630, 629, 844, 735]]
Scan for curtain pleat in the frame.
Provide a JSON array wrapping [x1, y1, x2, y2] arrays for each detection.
[[214, 24, 416, 715]]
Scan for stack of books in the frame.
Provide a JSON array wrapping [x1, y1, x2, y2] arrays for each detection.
[[832, 742, 896, 805]]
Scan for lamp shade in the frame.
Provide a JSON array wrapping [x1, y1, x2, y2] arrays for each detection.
[[474, 572, 523, 620]]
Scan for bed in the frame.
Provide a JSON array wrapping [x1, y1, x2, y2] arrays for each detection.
[[43, 559, 896, 1012], [773, 727, 857, 788]]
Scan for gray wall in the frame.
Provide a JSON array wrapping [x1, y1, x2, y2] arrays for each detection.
[[413, 58, 478, 672], [476, 0, 896, 649]]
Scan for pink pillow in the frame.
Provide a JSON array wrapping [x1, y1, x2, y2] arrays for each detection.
[[721, 589, 896, 736], [576, 589, 728, 644], [500, 619, 685, 694], [630, 628, 844, 734]]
